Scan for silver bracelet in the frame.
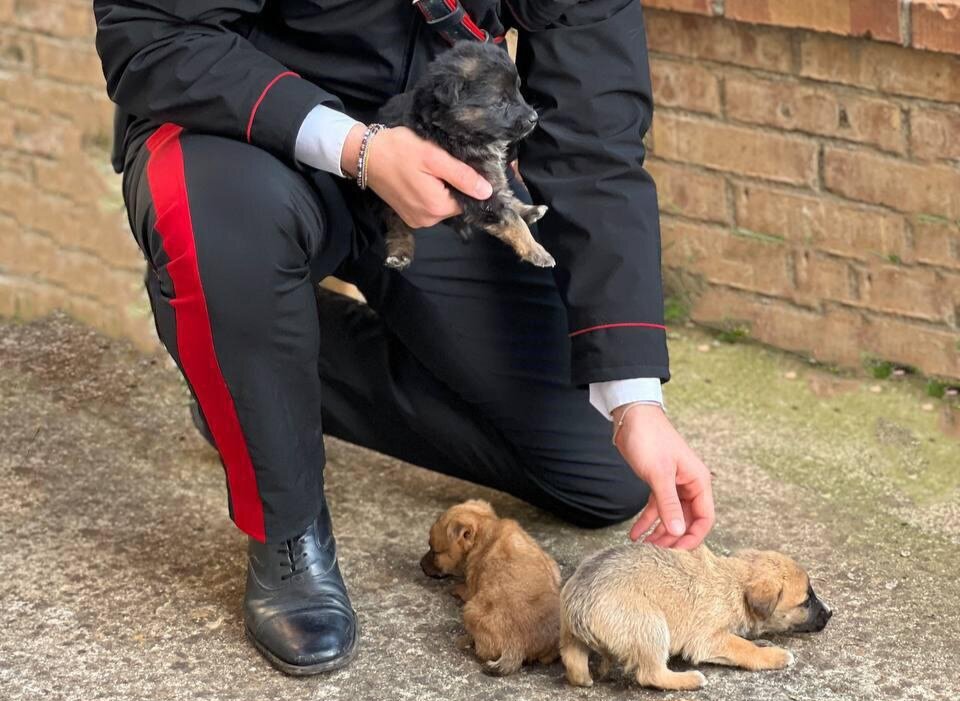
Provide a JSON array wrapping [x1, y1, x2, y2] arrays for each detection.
[[356, 123, 384, 190]]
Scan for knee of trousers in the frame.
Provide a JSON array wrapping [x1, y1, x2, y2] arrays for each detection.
[[162, 137, 330, 333], [533, 464, 651, 530]]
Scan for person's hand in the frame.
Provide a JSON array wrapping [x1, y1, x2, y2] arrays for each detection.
[[341, 124, 493, 228], [612, 403, 715, 550]]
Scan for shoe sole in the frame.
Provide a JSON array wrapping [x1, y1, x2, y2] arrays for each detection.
[[245, 622, 359, 676]]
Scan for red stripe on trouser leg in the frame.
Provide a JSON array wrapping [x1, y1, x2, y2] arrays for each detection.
[[145, 123, 266, 542]]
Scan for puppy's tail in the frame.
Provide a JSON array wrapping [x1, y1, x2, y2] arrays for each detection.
[[483, 648, 524, 676]]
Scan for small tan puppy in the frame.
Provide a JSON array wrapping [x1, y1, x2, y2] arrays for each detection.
[[420, 500, 561, 674], [560, 544, 832, 691]]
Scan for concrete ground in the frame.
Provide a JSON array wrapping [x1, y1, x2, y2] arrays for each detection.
[[1, 313, 957, 701]]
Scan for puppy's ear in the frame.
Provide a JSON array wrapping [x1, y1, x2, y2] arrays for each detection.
[[447, 517, 476, 548], [434, 75, 462, 106], [744, 576, 784, 620]]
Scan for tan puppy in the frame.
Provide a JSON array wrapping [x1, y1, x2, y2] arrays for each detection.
[[560, 544, 832, 691], [420, 500, 561, 674]]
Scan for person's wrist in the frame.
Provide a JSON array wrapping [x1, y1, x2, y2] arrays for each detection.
[[611, 402, 664, 449], [611, 401, 663, 425], [340, 123, 367, 178]]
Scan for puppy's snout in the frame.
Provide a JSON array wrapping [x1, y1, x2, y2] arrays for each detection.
[[525, 109, 539, 125], [420, 550, 444, 578]]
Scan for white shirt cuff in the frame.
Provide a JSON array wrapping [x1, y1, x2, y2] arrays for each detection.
[[589, 378, 664, 421], [294, 105, 363, 177]]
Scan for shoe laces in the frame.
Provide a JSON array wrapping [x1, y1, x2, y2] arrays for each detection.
[[277, 534, 310, 580]]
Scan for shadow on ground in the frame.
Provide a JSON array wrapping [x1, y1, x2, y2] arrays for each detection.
[[1, 314, 957, 700]]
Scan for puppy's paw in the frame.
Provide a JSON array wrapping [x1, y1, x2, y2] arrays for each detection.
[[692, 671, 708, 687], [454, 633, 473, 651], [384, 255, 412, 270], [566, 672, 593, 688], [525, 205, 548, 224], [761, 645, 794, 670], [524, 245, 556, 268]]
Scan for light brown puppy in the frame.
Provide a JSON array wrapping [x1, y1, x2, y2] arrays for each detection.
[[420, 500, 561, 674], [560, 544, 832, 691]]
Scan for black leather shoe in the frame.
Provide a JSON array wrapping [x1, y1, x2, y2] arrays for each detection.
[[244, 502, 358, 675]]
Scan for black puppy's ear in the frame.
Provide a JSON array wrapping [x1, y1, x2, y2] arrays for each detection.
[[744, 577, 784, 620], [434, 74, 462, 106]]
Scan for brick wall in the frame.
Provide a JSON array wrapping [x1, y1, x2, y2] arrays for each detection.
[[0, 1, 154, 350], [0, 1, 958, 378], [643, 0, 960, 379]]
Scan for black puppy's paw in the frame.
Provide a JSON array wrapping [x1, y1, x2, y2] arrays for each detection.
[[525, 245, 556, 268], [525, 205, 548, 224], [385, 255, 412, 270]]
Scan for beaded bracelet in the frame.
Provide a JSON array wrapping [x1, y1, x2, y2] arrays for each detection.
[[356, 123, 385, 190]]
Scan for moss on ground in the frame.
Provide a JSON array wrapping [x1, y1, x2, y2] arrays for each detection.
[[667, 329, 960, 511]]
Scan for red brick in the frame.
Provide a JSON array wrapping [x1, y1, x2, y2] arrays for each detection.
[[33, 35, 105, 87], [862, 315, 960, 378], [0, 151, 34, 180], [650, 58, 721, 115], [644, 10, 793, 72], [732, 184, 910, 262], [653, 113, 819, 186], [795, 252, 858, 306], [859, 265, 948, 322], [725, 76, 905, 154], [0, 0, 13, 23], [910, 106, 960, 162], [662, 218, 795, 297], [0, 28, 33, 69], [648, 159, 730, 224], [691, 286, 865, 365], [725, 0, 902, 42], [641, 0, 715, 15], [913, 217, 960, 270], [800, 33, 960, 104], [0, 73, 114, 134], [13, 0, 95, 40], [0, 109, 83, 158], [823, 147, 960, 220], [911, 1, 960, 55], [0, 226, 138, 305]]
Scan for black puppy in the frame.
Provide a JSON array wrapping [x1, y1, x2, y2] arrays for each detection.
[[376, 41, 554, 270]]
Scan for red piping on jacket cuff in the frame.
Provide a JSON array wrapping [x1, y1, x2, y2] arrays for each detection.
[[569, 322, 667, 338], [245, 71, 300, 143]]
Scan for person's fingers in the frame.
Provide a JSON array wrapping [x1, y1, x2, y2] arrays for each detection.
[[629, 499, 659, 541], [647, 530, 681, 549], [647, 467, 686, 537], [643, 520, 666, 542], [673, 520, 711, 550], [673, 462, 714, 550], [424, 147, 493, 199]]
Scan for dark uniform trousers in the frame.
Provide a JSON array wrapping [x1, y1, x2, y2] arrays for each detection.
[[123, 123, 648, 543]]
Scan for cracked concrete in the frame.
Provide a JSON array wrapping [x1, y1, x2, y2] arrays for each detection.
[[1, 313, 957, 701]]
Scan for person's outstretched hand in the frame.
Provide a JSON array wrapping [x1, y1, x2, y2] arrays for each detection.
[[341, 124, 493, 228], [612, 403, 715, 550]]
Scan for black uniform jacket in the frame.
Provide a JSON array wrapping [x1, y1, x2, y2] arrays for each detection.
[[94, 0, 670, 387]]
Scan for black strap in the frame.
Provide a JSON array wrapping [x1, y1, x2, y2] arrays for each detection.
[[412, 0, 504, 45]]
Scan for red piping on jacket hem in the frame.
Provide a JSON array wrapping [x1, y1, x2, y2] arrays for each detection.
[[145, 123, 267, 542], [569, 322, 668, 338], [245, 71, 299, 144]]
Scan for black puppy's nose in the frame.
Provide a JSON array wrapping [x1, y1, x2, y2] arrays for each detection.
[[526, 110, 539, 125]]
